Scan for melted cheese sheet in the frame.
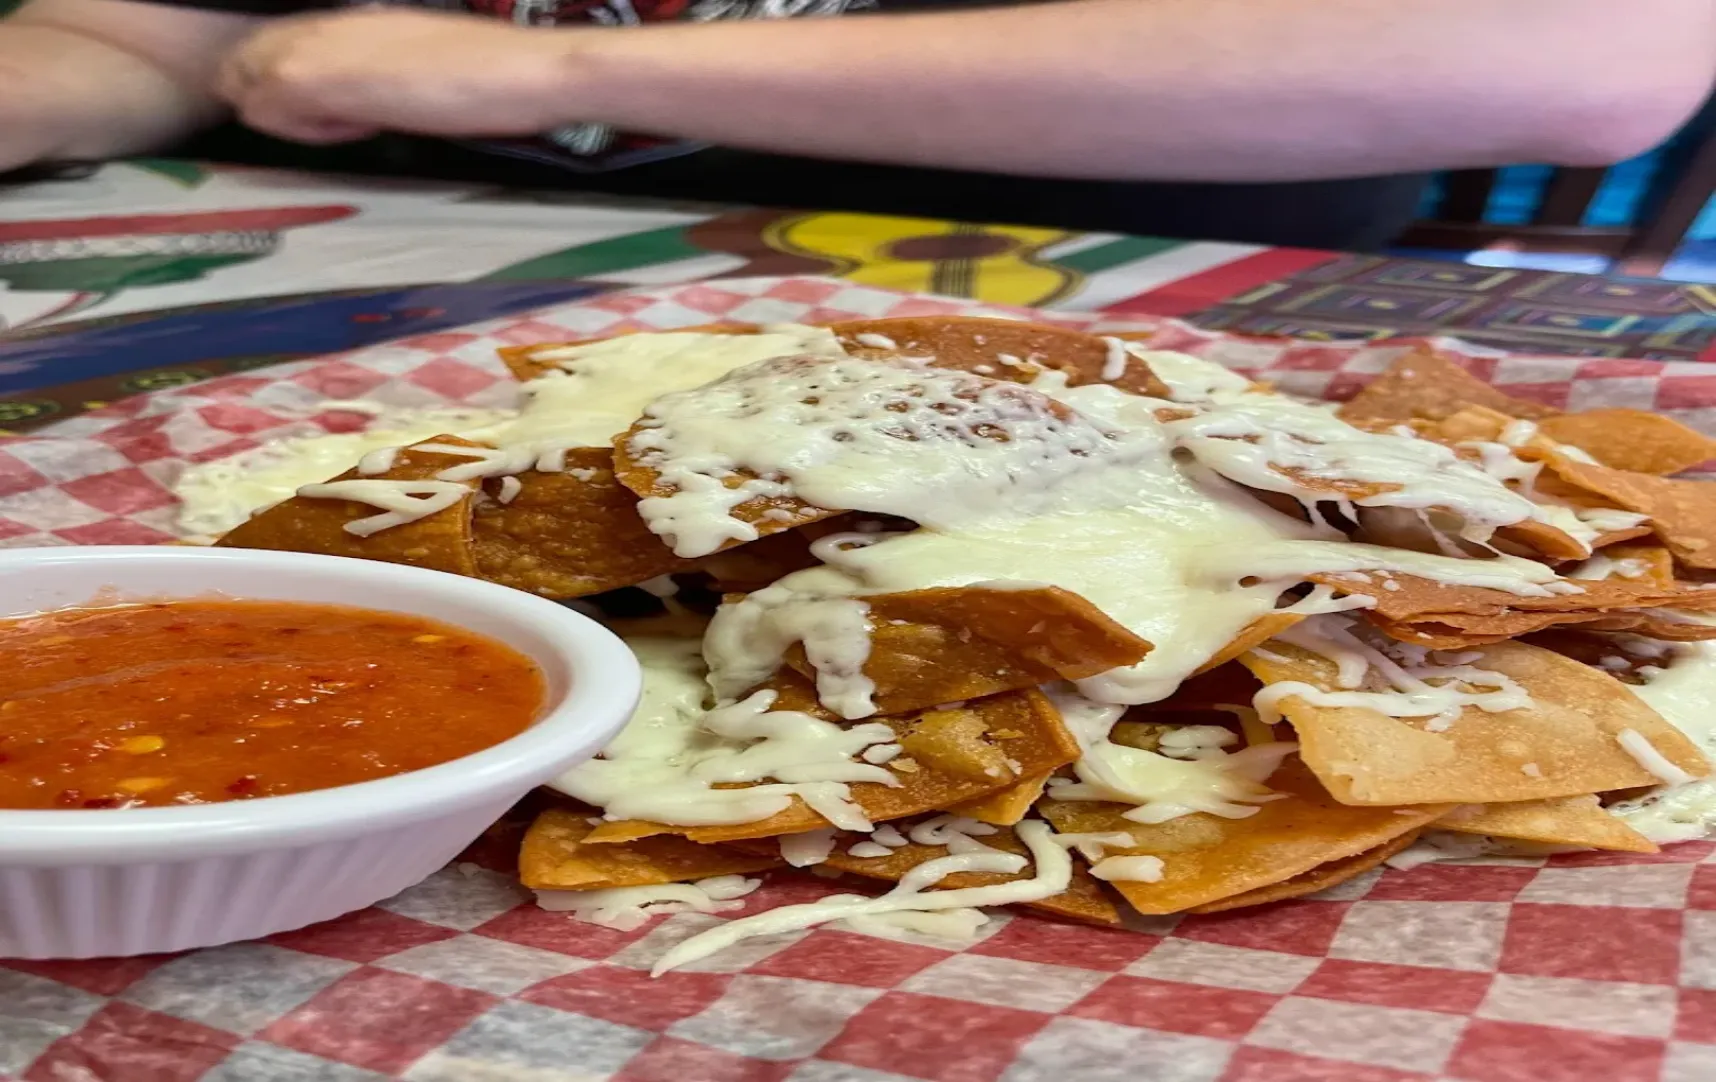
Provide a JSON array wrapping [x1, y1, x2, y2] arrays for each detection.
[[173, 324, 1716, 966], [172, 325, 846, 538], [1610, 634, 1716, 842]]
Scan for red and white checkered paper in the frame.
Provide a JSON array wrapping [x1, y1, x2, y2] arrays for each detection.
[[5, 277, 1716, 1082]]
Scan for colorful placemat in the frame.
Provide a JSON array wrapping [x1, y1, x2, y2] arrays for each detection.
[[1184, 254, 1716, 361], [1, 277, 1715, 1082]]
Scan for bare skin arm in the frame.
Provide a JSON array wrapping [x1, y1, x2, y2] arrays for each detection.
[[222, 0, 1715, 182], [0, 0, 259, 171]]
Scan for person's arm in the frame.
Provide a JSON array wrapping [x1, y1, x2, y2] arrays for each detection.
[[0, 0, 262, 171], [220, 0, 1715, 182]]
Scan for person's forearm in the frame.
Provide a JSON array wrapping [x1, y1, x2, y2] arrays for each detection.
[[558, 0, 1715, 182], [0, 0, 260, 171], [0, 29, 205, 169]]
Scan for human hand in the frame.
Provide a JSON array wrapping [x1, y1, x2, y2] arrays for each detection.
[[216, 8, 579, 144]]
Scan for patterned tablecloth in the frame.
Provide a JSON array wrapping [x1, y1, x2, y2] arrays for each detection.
[[4, 163, 1716, 1082], [3, 277, 1716, 1082], [0, 160, 1713, 433]]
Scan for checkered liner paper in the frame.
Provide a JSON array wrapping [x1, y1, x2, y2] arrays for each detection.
[[7, 277, 1716, 1082]]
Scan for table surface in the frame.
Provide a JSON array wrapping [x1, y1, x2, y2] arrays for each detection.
[[1, 158, 1713, 433], [6, 160, 1716, 1082]]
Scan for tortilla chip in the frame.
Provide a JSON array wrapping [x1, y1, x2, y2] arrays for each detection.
[[613, 442, 837, 554], [691, 526, 826, 593], [1337, 349, 1559, 425], [1595, 542, 1679, 587], [1428, 404, 1716, 478], [1308, 570, 1716, 647], [780, 586, 1151, 717], [216, 436, 481, 576], [583, 819, 676, 844], [1536, 410, 1716, 476], [1518, 628, 1661, 681], [1375, 610, 1716, 649], [497, 322, 760, 383], [1198, 613, 1307, 675], [1577, 611, 1716, 640], [1039, 759, 1447, 915], [1493, 519, 1597, 562], [813, 818, 1122, 925], [598, 684, 1079, 844], [831, 316, 1172, 399], [519, 807, 782, 890], [1185, 830, 1421, 913], [948, 769, 1054, 826], [1240, 637, 1708, 805], [612, 353, 1098, 556], [470, 447, 693, 597], [1437, 794, 1658, 853], [1535, 453, 1716, 571], [1429, 405, 1517, 444]]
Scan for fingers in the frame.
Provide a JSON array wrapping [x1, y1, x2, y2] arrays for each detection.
[[216, 22, 378, 144]]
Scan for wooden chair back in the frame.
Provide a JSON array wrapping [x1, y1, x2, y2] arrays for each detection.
[[1400, 100, 1715, 275]]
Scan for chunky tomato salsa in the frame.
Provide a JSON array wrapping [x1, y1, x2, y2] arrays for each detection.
[[0, 599, 545, 809]]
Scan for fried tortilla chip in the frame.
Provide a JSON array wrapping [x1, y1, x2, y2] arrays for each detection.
[[691, 524, 828, 593], [948, 769, 1054, 826], [1437, 794, 1658, 853], [1495, 519, 1601, 561], [1536, 410, 1716, 476], [1518, 628, 1662, 681], [216, 436, 482, 575], [811, 818, 1121, 925], [1374, 611, 1716, 650], [1429, 404, 1716, 477], [612, 352, 1098, 556], [596, 684, 1080, 844], [520, 807, 782, 890], [832, 316, 1172, 398], [1592, 542, 1679, 587], [1240, 638, 1708, 805], [1308, 570, 1716, 647], [1187, 830, 1422, 914], [1197, 612, 1306, 674], [1578, 611, 1716, 640], [497, 323, 760, 383], [1428, 405, 1517, 444], [1338, 349, 1560, 425], [780, 586, 1151, 717], [1535, 453, 1716, 571], [471, 447, 693, 597], [1039, 759, 1447, 915], [690, 515, 895, 593]]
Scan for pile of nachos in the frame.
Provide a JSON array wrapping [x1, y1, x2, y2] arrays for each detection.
[[181, 316, 1716, 974]]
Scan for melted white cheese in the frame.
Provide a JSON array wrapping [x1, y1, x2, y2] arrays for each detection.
[[1124, 346, 1252, 404], [1090, 855, 1166, 882], [474, 325, 847, 456], [626, 354, 1134, 559], [176, 326, 845, 538], [1251, 614, 1533, 731], [172, 404, 514, 538], [538, 874, 760, 931], [1611, 637, 1716, 842], [549, 637, 898, 830], [1041, 685, 1294, 823], [647, 819, 1071, 975], [293, 479, 470, 537], [1165, 394, 1540, 545]]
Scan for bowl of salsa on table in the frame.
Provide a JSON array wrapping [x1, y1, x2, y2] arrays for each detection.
[[0, 546, 640, 959]]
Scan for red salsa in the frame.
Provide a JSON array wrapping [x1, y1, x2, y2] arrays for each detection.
[[0, 599, 546, 809]]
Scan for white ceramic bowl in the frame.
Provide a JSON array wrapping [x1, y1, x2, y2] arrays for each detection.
[[0, 546, 641, 959]]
